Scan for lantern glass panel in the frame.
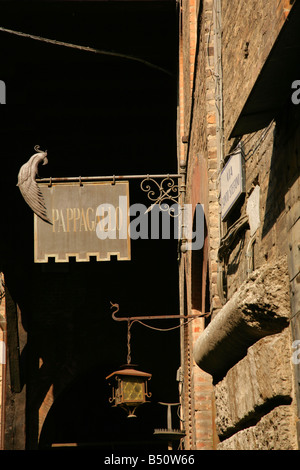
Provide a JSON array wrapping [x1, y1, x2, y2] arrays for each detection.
[[122, 377, 145, 403]]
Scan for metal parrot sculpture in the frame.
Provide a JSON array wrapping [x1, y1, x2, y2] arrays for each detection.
[[17, 145, 52, 224]]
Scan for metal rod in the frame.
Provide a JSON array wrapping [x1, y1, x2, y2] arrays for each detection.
[[158, 402, 180, 431], [110, 302, 208, 322], [36, 174, 183, 184]]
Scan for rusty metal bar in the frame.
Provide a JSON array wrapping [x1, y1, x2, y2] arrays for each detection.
[[36, 174, 183, 184], [110, 302, 208, 322]]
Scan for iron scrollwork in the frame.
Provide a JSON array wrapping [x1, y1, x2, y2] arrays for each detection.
[[140, 175, 180, 216]]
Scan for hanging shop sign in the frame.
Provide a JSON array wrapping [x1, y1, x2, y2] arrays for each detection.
[[34, 181, 131, 263], [220, 150, 245, 220]]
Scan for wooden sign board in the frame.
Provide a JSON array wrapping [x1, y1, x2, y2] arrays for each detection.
[[34, 181, 131, 262]]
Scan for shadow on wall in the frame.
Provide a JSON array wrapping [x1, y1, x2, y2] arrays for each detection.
[[262, 104, 300, 240]]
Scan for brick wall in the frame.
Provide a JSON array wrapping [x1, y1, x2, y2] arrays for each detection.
[[178, 0, 221, 450]]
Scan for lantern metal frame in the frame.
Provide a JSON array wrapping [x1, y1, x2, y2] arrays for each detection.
[[106, 364, 152, 418], [106, 303, 208, 418]]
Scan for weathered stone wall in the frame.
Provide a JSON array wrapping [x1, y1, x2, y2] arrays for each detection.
[[215, 328, 296, 443], [222, 0, 294, 144], [194, 256, 299, 449], [209, 0, 299, 449], [181, 0, 300, 451], [194, 258, 291, 380], [223, 109, 300, 301], [217, 405, 298, 450]]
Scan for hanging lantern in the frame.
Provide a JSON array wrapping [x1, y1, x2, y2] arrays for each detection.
[[106, 364, 152, 418]]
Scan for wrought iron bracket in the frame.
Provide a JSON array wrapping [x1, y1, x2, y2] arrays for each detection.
[[140, 175, 180, 216], [37, 173, 184, 216], [37, 173, 183, 185], [110, 302, 208, 364], [110, 302, 209, 323]]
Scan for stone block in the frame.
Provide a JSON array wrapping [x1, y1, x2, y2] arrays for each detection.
[[217, 405, 298, 450], [215, 328, 294, 437], [194, 257, 290, 380]]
